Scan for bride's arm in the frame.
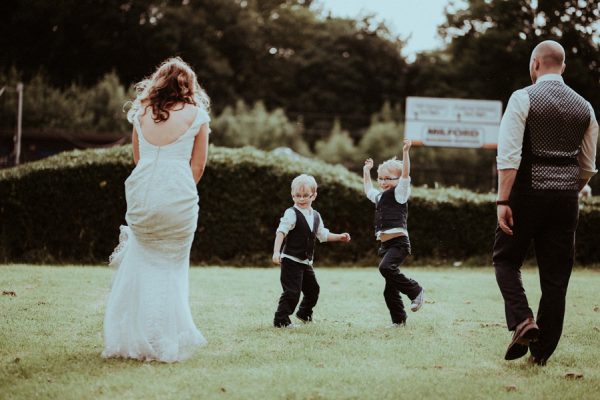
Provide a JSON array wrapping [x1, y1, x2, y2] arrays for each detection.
[[190, 124, 209, 184], [132, 127, 140, 165]]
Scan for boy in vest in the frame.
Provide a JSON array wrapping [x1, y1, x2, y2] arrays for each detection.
[[363, 139, 424, 326], [272, 174, 351, 328]]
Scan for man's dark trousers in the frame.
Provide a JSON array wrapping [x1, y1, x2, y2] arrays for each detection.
[[493, 194, 579, 361], [274, 257, 320, 327], [378, 236, 422, 324]]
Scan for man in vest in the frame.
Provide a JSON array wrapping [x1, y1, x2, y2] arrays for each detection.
[[493, 40, 598, 365]]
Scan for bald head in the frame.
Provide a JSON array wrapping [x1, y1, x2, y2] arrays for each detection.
[[532, 40, 565, 67], [529, 40, 566, 83]]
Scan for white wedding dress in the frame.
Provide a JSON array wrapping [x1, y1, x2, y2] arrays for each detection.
[[102, 107, 210, 362]]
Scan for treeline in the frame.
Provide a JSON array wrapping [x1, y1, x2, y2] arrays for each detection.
[[2, 0, 599, 190], [3, 0, 600, 138], [0, 67, 495, 189], [0, 70, 131, 135], [1, 0, 407, 142]]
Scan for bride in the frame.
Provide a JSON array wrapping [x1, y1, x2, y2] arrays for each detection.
[[102, 57, 210, 362]]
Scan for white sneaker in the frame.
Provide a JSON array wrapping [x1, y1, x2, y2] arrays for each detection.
[[387, 321, 406, 328], [296, 314, 313, 324], [410, 288, 424, 312]]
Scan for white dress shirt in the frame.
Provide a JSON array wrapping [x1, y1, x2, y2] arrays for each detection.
[[276, 205, 330, 265], [496, 74, 598, 179], [366, 177, 411, 239]]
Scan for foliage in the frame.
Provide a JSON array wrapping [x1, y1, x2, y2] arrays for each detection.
[[3, 1, 599, 193], [1, 146, 599, 265], [357, 122, 404, 162], [210, 100, 310, 154], [0, 145, 369, 265], [1, 0, 408, 139], [0, 69, 132, 135], [314, 119, 357, 167], [408, 0, 600, 110]]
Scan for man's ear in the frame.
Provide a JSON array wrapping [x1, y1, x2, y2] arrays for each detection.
[[560, 62, 566, 74]]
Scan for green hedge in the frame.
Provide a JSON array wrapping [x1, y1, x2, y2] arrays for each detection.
[[1, 146, 599, 265]]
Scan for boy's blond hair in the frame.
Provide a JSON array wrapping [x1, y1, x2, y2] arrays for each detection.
[[377, 157, 403, 175], [291, 174, 318, 193]]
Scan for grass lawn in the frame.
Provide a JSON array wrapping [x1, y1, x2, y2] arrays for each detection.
[[1, 265, 599, 400]]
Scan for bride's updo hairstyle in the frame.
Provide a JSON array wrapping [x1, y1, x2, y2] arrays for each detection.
[[127, 57, 210, 123]]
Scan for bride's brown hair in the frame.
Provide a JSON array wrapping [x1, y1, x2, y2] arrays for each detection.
[[127, 57, 210, 123]]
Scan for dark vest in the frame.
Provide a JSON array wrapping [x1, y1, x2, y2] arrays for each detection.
[[282, 208, 321, 261], [374, 188, 407, 233], [514, 80, 590, 196]]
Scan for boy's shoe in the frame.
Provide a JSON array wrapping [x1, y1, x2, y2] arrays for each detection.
[[410, 288, 425, 312], [275, 322, 298, 329], [528, 354, 547, 366], [296, 314, 313, 324], [387, 320, 406, 328], [274, 319, 293, 328]]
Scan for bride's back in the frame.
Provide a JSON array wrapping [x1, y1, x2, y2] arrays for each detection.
[[139, 103, 198, 146]]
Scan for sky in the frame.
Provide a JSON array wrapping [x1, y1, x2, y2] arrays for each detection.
[[319, 0, 455, 60]]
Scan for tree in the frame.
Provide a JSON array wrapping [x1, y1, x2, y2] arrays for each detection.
[[2, 0, 409, 142], [210, 100, 309, 154], [408, 0, 600, 110], [314, 119, 357, 166], [0, 69, 131, 135]]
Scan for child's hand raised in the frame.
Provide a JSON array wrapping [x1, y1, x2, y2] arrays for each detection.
[[403, 139, 412, 152], [340, 233, 351, 242], [363, 158, 373, 172]]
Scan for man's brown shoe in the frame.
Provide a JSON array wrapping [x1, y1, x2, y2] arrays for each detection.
[[528, 354, 547, 366], [504, 317, 539, 360]]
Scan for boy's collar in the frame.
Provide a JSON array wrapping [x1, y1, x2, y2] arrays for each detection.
[[293, 205, 313, 213]]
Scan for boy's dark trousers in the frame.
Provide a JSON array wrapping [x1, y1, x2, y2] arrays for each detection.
[[378, 236, 422, 324], [493, 194, 579, 361], [274, 257, 320, 327]]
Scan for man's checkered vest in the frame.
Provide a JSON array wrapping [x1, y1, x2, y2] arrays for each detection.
[[513, 80, 590, 195]]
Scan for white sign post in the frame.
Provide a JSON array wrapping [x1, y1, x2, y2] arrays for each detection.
[[404, 96, 502, 149]]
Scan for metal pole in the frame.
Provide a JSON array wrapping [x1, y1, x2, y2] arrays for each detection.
[[15, 82, 23, 165]]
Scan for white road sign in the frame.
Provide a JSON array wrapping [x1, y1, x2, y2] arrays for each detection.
[[404, 96, 502, 148]]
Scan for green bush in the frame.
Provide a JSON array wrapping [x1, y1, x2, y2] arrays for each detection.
[[1, 145, 599, 265], [314, 119, 357, 168], [210, 101, 310, 155], [357, 121, 404, 161], [0, 69, 132, 135]]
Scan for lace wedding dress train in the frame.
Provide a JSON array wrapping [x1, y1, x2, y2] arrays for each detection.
[[102, 107, 210, 362]]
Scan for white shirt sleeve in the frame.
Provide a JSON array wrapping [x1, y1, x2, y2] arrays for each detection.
[[315, 214, 330, 243], [394, 177, 411, 204], [276, 208, 296, 236], [366, 188, 381, 204], [578, 103, 599, 179], [496, 89, 530, 170]]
